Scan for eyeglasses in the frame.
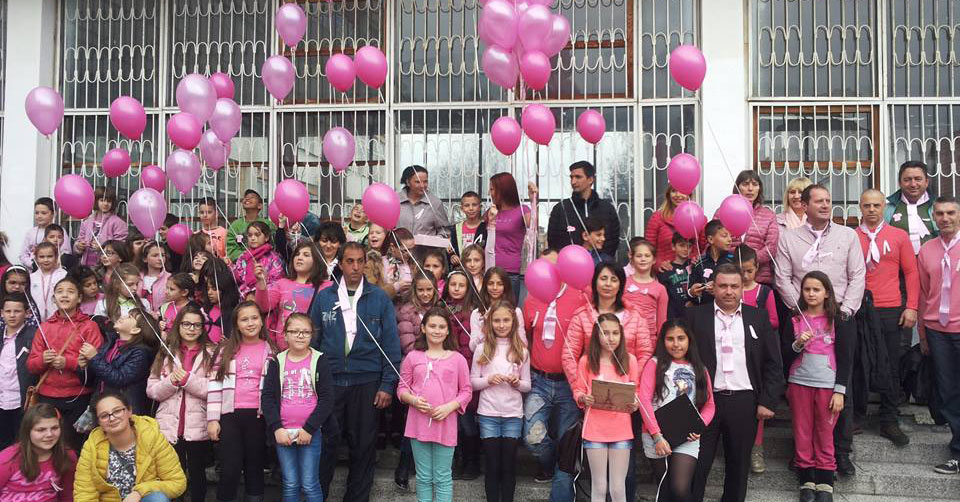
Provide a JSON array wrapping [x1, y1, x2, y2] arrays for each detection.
[[181, 322, 204, 330], [285, 330, 312, 339], [97, 407, 127, 422]]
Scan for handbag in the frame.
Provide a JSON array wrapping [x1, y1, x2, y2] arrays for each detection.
[[24, 327, 85, 409], [557, 419, 584, 475]]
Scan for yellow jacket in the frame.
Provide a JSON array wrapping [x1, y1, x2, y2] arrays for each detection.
[[74, 415, 186, 502]]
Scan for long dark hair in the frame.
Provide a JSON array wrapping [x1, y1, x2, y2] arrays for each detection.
[[214, 301, 277, 381], [796, 271, 839, 328], [588, 313, 628, 376], [479, 266, 514, 312], [441, 270, 477, 314], [287, 240, 328, 289], [151, 304, 212, 376], [413, 307, 458, 352], [653, 319, 709, 409], [591, 262, 625, 312], [733, 169, 765, 207], [122, 308, 162, 352], [199, 257, 241, 336], [14, 404, 73, 481], [1, 266, 34, 307]]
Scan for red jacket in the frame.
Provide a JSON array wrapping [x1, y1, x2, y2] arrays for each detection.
[[27, 311, 103, 398], [523, 286, 591, 375]]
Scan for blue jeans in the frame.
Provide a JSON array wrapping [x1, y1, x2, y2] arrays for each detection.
[[522, 372, 581, 502], [477, 415, 523, 439], [141, 493, 172, 502], [276, 432, 324, 502], [927, 329, 960, 457], [410, 439, 455, 502]]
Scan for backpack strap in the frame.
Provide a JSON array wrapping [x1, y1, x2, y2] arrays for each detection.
[[278, 349, 323, 395]]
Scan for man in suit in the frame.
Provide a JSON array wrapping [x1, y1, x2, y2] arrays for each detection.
[[686, 263, 784, 502]]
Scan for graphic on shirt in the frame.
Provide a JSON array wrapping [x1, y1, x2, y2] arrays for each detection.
[[672, 366, 696, 400], [4, 467, 63, 502], [282, 366, 316, 403]]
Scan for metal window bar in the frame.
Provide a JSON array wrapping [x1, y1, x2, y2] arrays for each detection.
[[888, 0, 960, 98]]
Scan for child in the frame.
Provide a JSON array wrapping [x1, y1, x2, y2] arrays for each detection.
[[74, 189, 127, 268], [44, 225, 78, 272], [0, 403, 77, 502], [688, 220, 733, 305], [226, 189, 275, 261], [185, 249, 215, 286], [398, 308, 472, 502], [94, 263, 151, 320], [367, 224, 386, 252], [316, 221, 347, 278], [581, 216, 612, 265], [623, 239, 668, 349], [0, 267, 36, 332], [468, 267, 525, 351], [0, 293, 38, 448], [397, 271, 439, 354], [451, 191, 486, 256], [159, 273, 196, 332], [639, 320, 715, 502], [80, 308, 159, 414], [207, 301, 277, 502], [147, 304, 215, 502], [26, 276, 103, 451], [470, 303, 530, 502], [442, 270, 481, 479], [262, 314, 335, 502], [460, 244, 486, 291], [231, 221, 284, 299], [139, 241, 171, 313], [787, 272, 850, 502], [125, 228, 148, 265], [422, 248, 448, 293], [657, 233, 694, 318], [75, 267, 103, 316], [198, 196, 228, 259], [19, 198, 70, 267], [382, 228, 415, 300], [572, 314, 638, 502], [97, 240, 132, 286], [29, 243, 67, 322], [201, 261, 241, 344], [255, 241, 330, 349], [344, 204, 371, 245]]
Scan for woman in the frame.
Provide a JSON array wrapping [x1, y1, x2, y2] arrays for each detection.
[[74, 391, 186, 502], [776, 176, 813, 230], [485, 172, 538, 304], [729, 170, 779, 285], [0, 404, 76, 502], [645, 185, 702, 271]]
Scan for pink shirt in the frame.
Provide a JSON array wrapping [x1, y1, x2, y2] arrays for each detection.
[[493, 205, 531, 274], [280, 356, 317, 429], [398, 351, 472, 447], [256, 279, 331, 350], [918, 236, 960, 335], [0, 328, 21, 410], [572, 354, 639, 443], [742, 284, 779, 329], [0, 446, 75, 502], [712, 304, 753, 392], [622, 276, 668, 344], [470, 338, 532, 418], [234, 341, 268, 409]]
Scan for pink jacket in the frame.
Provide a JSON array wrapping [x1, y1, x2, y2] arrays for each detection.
[[231, 247, 284, 298], [146, 349, 213, 443], [562, 305, 653, 388], [730, 205, 779, 284], [622, 276, 668, 346], [141, 271, 171, 313], [75, 213, 128, 267], [396, 303, 427, 355], [19, 226, 72, 267]]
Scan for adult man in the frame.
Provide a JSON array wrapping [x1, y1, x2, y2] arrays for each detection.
[[547, 161, 621, 259], [687, 264, 784, 502], [776, 184, 866, 475], [856, 190, 917, 447], [917, 197, 960, 475], [885, 161, 938, 254], [396, 165, 450, 238], [310, 242, 403, 502]]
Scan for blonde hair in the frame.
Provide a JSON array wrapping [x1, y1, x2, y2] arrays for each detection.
[[477, 303, 527, 366], [658, 185, 683, 219], [783, 177, 813, 208]]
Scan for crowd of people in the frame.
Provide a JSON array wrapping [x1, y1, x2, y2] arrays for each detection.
[[0, 159, 956, 502]]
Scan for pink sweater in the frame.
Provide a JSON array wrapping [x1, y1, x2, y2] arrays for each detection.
[[918, 236, 960, 336], [622, 276, 668, 344], [396, 303, 428, 355], [730, 205, 779, 284], [572, 354, 639, 443], [146, 348, 213, 443], [562, 305, 653, 388], [255, 279, 330, 350], [398, 351, 472, 447], [0, 445, 76, 502], [470, 338, 531, 418], [74, 213, 128, 267]]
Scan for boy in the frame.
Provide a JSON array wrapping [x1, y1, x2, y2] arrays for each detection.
[[44, 225, 78, 272], [657, 233, 694, 318], [0, 292, 38, 447], [688, 219, 733, 305], [344, 203, 371, 245], [198, 196, 228, 259], [28, 242, 67, 321], [316, 221, 347, 278], [227, 189, 276, 261], [451, 191, 487, 257], [581, 216, 612, 264]]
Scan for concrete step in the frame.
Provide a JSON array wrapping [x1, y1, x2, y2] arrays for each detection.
[[757, 425, 952, 464]]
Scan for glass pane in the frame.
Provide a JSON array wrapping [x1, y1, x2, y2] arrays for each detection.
[[640, 104, 697, 224], [888, 0, 960, 97], [639, 0, 698, 99], [890, 104, 960, 197]]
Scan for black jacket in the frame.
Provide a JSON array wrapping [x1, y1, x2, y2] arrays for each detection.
[[88, 332, 156, 414], [547, 190, 621, 258], [261, 351, 337, 436], [9, 324, 38, 406], [684, 303, 785, 410]]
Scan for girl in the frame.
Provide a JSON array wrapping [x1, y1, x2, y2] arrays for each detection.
[[139, 241, 171, 313], [460, 244, 485, 291], [398, 308, 472, 502], [94, 263, 151, 321], [468, 267, 525, 351], [381, 228, 415, 301], [639, 320, 715, 502], [573, 314, 639, 502], [29, 243, 67, 322], [159, 273, 196, 332], [0, 267, 36, 332], [484, 174, 538, 303], [147, 304, 215, 502], [397, 271, 440, 354], [201, 260, 241, 344], [261, 314, 335, 502], [422, 248, 448, 293], [470, 303, 530, 502], [125, 228, 148, 264], [74, 189, 128, 268], [75, 267, 103, 316], [787, 272, 850, 502], [185, 249, 215, 286], [207, 302, 277, 502], [232, 221, 284, 299], [198, 196, 228, 259], [442, 270, 482, 479], [26, 276, 103, 451], [97, 240, 132, 286], [622, 239, 668, 348], [19, 198, 70, 267], [255, 241, 330, 349], [0, 403, 77, 502], [367, 223, 386, 252]]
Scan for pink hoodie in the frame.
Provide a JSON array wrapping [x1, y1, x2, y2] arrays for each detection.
[[255, 278, 331, 349]]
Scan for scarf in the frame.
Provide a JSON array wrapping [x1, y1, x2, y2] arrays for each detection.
[[337, 277, 364, 354], [903, 192, 932, 253], [715, 307, 741, 377], [541, 285, 567, 348], [858, 222, 888, 271], [801, 223, 828, 270], [940, 234, 960, 327], [240, 244, 273, 287], [783, 209, 806, 230]]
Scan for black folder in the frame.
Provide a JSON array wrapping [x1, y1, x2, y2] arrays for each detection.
[[654, 395, 705, 448]]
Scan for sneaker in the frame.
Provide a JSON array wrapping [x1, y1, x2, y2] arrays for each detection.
[[934, 459, 960, 475], [879, 424, 910, 447], [533, 468, 553, 484], [751, 445, 766, 474]]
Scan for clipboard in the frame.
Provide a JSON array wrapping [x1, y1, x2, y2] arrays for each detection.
[[414, 234, 450, 249], [590, 379, 637, 413], [654, 395, 705, 448]]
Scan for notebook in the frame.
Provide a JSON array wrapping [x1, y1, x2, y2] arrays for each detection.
[[654, 395, 706, 448]]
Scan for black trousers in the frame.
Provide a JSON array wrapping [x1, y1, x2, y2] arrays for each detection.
[[0, 408, 22, 449], [217, 409, 266, 501], [319, 381, 380, 502], [832, 317, 859, 457], [692, 390, 757, 502], [874, 307, 911, 424], [176, 439, 211, 502], [38, 394, 90, 452]]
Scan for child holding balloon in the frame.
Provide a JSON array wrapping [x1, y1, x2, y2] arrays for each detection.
[[74, 188, 127, 267], [231, 221, 283, 299]]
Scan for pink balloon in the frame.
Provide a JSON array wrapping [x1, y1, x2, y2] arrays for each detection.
[[525, 258, 563, 303], [718, 195, 754, 237], [109, 97, 147, 140], [102, 148, 131, 178], [576, 110, 606, 144], [362, 183, 401, 230], [520, 51, 551, 91], [167, 112, 203, 150], [276, 3, 307, 47], [25, 86, 64, 136], [667, 153, 701, 195], [165, 224, 192, 255], [521, 104, 555, 146], [323, 127, 356, 173], [518, 5, 553, 53], [268, 200, 283, 226], [166, 149, 202, 194], [674, 201, 707, 240], [669, 44, 707, 92], [325, 54, 356, 92], [491, 116, 522, 156], [355, 46, 388, 88], [199, 130, 231, 171], [54, 175, 95, 219], [557, 245, 594, 291], [275, 179, 310, 223], [480, 0, 519, 50], [543, 15, 571, 57], [176, 74, 217, 122], [262, 55, 296, 101], [482, 46, 519, 90], [140, 165, 166, 192], [209, 72, 235, 100], [128, 188, 168, 239], [209, 98, 242, 142]]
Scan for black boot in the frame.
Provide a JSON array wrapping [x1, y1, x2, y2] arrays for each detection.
[[462, 435, 481, 480], [814, 469, 835, 502], [798, 468, 816, 502], [394, 449, 411, 491], [452, 445, 466, 480], [835, 455, 855, 476]]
